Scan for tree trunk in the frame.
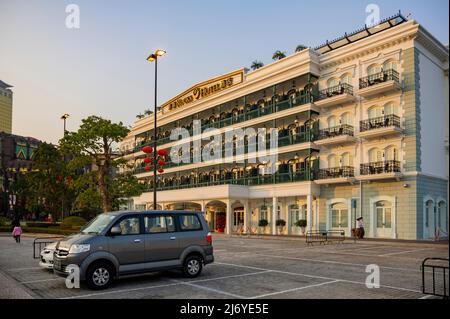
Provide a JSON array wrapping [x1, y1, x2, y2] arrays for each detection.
[[98, 164, 111, 212]]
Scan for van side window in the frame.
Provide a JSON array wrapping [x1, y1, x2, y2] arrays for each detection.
[[179, 214, 202, 231], [145, 215, 175, 233], [115, 217, 140, 235]]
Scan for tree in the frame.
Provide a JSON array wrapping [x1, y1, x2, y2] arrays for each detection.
[[295, 44, 308, 52], [272, 50, 286, 61], [250, 60, 264, 71], [60, 116, 142, 212]]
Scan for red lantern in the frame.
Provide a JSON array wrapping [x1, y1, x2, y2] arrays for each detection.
[[56, 175, 63, 182], [144, 166, 151, 171], [157, 149, 168, 156], [143, 157, 152, 164], [157, 168, 164, 174], [142, 146, 153, 154], [157, 160, 166, 166]]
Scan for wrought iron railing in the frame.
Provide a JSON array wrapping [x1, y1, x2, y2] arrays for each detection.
[[317, 166, 355, 180], [317, 83, 353, 100], [359, 69, 399, 89], [360, 160, 401, 175], [359, 114, 401, 132], [318, 124, 354, 140]]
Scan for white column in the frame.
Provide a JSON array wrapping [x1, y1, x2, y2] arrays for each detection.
[[200, 201, 205, 212], [243, 200, 249, 234], [272, 197, 278, 235], [280, 200, 287, 235], [286, 201, 291, 235], [307, 195, 313, 232], [225, 200, 232, 235]]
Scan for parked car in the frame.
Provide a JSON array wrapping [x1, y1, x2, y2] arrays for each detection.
[[53, 211, 214, 289], [39, 242, 57, 269]]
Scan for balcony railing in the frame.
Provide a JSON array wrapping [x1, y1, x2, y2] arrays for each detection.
[[359, 69, 399, 89], [317, 83, 353, 100], [145, 170, 315, 192], [359, 114, 401, 132], [360, 160, 401, 175], [317, 124, 354, 140], [132, 92, 316, 152], [317, 166, 355, 180]]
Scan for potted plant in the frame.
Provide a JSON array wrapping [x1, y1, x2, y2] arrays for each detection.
[[276, 219, 286, 234], [258, 219, 269, 234], [295, 219, 307, 235]]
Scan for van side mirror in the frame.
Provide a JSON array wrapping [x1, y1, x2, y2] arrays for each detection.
[[110, 226, 122, 236]]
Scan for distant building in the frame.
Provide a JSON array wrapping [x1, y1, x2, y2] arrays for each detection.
[[0, 132, 41, 217], [0, 80, 13, 134]]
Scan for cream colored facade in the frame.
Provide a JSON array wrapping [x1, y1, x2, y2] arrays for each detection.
[[120, 15, 449, 240]]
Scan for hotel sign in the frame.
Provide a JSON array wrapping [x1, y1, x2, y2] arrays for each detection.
[[162, 69, 244, 112]]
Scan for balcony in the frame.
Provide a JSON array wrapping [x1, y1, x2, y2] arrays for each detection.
[[315, 124, 355, 146], [315, 83, 355, 108], [315, 166, 355, 184], [358, 160, 402, 181], [356, 114, 403, 139], [358, 69, 401, 98]]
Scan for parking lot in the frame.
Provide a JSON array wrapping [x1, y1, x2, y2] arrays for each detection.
[[0, 233, 448, 299]]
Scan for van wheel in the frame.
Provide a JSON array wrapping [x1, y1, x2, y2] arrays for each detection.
[[86, 262, 114, 290], [183, 255, 203, 278]]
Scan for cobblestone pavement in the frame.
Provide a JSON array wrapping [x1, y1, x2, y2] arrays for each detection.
[[0, 233, 448, 299]]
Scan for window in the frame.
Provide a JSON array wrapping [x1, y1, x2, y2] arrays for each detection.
[[260, 206, 268, 220], [369, 148, 382, 163], [368, 106, 383, 119], [376, 201, 392, 228], [368, 64, 382, 75], [327, 77, 340, 88], [340, 74, 352, 85], [331, 203, 348, 228], [290, 204, 300, 226], [328, 154, 339, 168], [340, 112, 353, 126], [384, 102, 399, 116], [327, 116, 337, 128], [144, 215, 175, 233], [383, 60, 398, 71], [115, 217, 140, 235], [341, 152, 353, 167], [179, 214, 202, 231], [384, 146, 398, 161], [425, 200, 434, 228]]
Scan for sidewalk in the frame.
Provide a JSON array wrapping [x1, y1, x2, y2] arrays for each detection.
[[0, 270, 33, 299]]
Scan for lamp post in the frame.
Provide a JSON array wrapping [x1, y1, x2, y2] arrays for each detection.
[[147, 49, 166, 210], [60, 113, 69, 222], [61, 113, 69, 136]]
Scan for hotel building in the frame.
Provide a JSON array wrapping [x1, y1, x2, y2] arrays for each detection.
[[0, 80, 13, 134], [120, 14, 449, 240]]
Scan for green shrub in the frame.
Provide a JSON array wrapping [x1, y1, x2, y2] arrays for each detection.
[[295, 219, 307, 228], [0, 226, 73, 236], [276, 219, 286, 227], [0, 216, 10, 227], [258, 219, 269, 227], [61, 216, 87, 230], [26, 222, 59, 228]]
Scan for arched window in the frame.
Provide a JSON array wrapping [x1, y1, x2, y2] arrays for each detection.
[[327, 115, 337, 128], [376, 200, 392, 229], [384, 146, 398, 161], [438, 201, 447, 231], [260, 205, 268, 221], [331, 202, 348, 228], [384, 102, 399, 116], [383, 60, 398, 71], [289, 204, 300, 226], [341, 152, 353, 167], [327, 77, 340, 88], [328, 154, 339, 168], [368, 64, 382, 75], [368, 105, 383, 119], [425, 200, 434, 228], [369, 148, 383, 163], [340, 112, 353, 126], [340, 73, 352, 86]]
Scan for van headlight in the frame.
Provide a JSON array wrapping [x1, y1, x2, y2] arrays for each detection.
[[69, 244, 90, 254]]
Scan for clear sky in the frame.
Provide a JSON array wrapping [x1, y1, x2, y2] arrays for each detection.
[[0, 0, 448, 144]]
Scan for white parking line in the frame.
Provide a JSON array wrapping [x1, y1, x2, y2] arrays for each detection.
[[6, 267, 43, 271], [171, 280, 246, 299], [21, 278, 63, 284], [61, 270, 270, 299], [377, 248, 431, 257], [215, 262, 422, 294], [249, 280, 339, 299]]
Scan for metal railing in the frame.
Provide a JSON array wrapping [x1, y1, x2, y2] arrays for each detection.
[[422, 257, 449, 299], [306, 230, 345, 245], [33, 237, 63, 259], [360, 114, 401, 132], [317, 83, 353, 100], [359, 69, 399, 89], [360, 160, 401, 175], [318, 124, 354, 140], [317, 166, 355, 180]]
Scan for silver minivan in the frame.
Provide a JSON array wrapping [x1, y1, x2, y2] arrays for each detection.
[[53, 211, 214, 289]]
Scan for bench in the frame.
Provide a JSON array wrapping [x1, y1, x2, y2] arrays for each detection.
[[306, 230, 345, 246]]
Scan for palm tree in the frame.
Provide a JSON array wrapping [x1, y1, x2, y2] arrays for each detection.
[[295, 44, 308, 52], [272, 50, 286, 61], [250, 60, 264, 70], [136, 113, 144, 119]]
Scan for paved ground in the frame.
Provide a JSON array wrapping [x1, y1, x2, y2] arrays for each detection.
[[0, 233, 448, 299]]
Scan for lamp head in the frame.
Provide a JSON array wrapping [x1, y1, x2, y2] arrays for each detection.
[[61, 113, 69, 120]]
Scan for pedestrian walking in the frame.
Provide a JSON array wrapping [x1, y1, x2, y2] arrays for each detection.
[[356, 217, 365, 239], [12, 225, 23, 243]]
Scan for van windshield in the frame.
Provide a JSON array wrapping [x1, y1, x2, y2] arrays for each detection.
[[81, 214, 117, 234]]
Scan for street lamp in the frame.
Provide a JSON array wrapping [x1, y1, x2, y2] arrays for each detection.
[[147, 49, 166, 210], [61, 113, 70, 136]]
